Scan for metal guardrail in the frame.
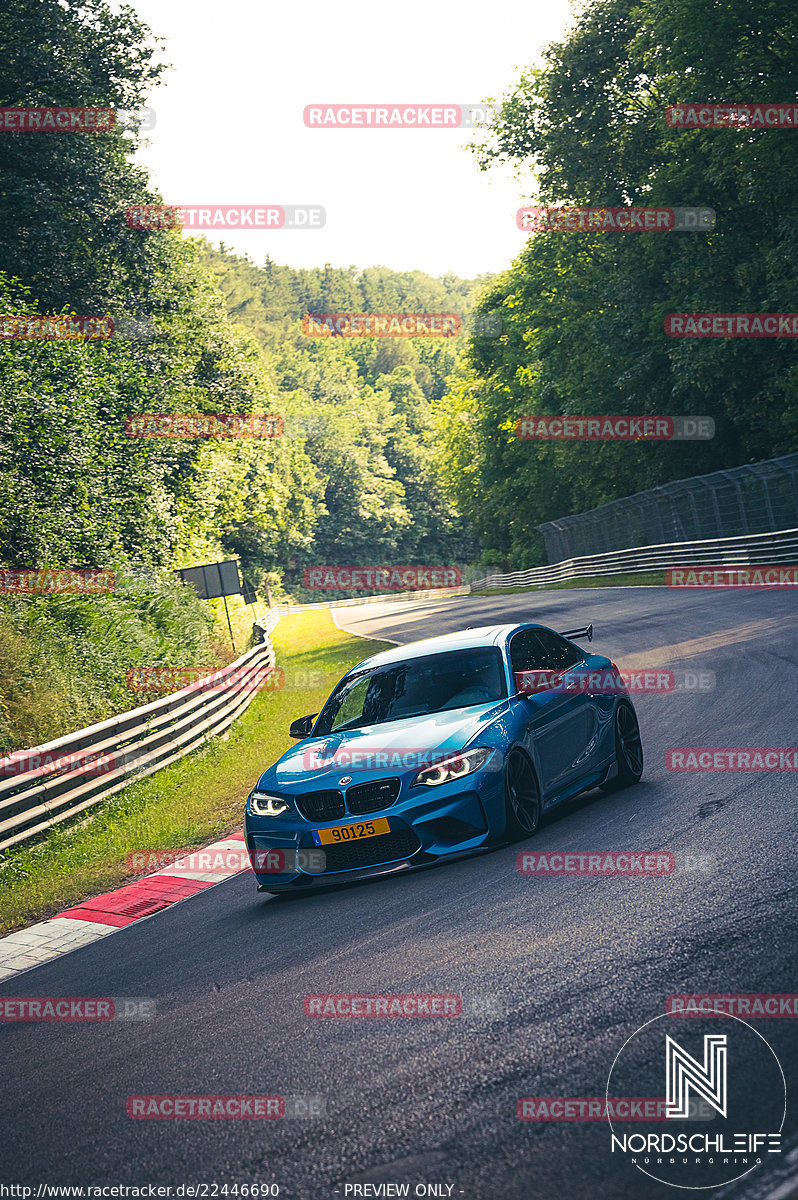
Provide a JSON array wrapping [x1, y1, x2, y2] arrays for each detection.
[[257, 530, 798, 607], [0, 636, 277, 853], [470, 527, 798, 591], [261, 586, 470, 615], [0, 589, 469, 855]]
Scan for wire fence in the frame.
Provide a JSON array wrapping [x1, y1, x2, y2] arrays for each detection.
[[537, 453, 798, 563]]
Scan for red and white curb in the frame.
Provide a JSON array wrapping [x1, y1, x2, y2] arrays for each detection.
[[0, 831, 249, 982]]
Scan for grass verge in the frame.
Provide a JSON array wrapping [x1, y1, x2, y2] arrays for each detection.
[[470, 570, 667, 595], [0, 609, 392, 936]]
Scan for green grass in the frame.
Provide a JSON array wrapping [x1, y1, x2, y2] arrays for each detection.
[[0, 609, 393, 935], [0, 572, 230, 757], [470, 570, 667, 595]]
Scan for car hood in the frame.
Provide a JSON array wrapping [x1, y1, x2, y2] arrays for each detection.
[[260, 702, 507, 790]]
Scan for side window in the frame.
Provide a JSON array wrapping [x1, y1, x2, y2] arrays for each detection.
[[329, 676, 370, 731], [509, 628, 583, 673], [509, 629, 547, 673], [535, 631, 583, 670]]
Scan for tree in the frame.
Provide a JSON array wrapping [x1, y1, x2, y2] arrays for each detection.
[[441, 0, 798, 564]]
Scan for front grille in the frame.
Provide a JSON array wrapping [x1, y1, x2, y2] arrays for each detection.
[[295, 789, 345, 822], [346, 777, 401, 815], [318, 828, 420, 873]]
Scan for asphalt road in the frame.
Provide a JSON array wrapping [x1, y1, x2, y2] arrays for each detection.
[[1, 586, 797, 1200]]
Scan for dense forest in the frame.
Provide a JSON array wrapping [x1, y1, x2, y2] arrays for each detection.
[[197, 250, 487, 589], [441, 0, 798, 564], [0, 0, 488, 603], [1, 0, 796, 750]]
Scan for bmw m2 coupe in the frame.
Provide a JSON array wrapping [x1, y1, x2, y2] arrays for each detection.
[[244, 622, 643, 892]]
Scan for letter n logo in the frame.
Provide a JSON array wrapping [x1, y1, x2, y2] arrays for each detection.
[[666, 1034, 727, 1118]]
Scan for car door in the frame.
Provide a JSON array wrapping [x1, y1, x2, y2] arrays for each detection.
[[510, 628, 599, 797]]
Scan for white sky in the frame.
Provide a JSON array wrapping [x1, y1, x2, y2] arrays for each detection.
[[127, 0, 576, 279]]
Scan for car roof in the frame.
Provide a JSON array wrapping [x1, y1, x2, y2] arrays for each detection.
[[349, 623, 549, 672]]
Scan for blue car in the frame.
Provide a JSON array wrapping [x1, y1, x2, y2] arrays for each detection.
[[244, 622, 643, 893]]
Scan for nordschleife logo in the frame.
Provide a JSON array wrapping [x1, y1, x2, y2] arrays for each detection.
[[665, 1034, 727, 1119], [606, 1011, 785, 1189]]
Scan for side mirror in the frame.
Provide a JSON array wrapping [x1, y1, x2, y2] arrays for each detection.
[[289, 713, 318, 739]]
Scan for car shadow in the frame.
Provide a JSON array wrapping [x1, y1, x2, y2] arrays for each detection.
[[243, 778, 657, 916]]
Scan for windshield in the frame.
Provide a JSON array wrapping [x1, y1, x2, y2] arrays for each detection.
[[313, 647, 507, 735]]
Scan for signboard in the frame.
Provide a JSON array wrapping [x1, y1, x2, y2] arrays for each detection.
[[175, 560, 241, 600]]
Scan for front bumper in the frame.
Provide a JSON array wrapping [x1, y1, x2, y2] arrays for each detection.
[[244, 773, 501, 892]]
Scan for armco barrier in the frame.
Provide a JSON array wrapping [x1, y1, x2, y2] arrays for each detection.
[[470, 528, 798, 591], [0, 637, 277, 853], [0, 587, 467, 855], [263, 586, 470, 614], [266, 531, 798, 603]]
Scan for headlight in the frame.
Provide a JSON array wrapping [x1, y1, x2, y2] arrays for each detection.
[[410, 747, 494, 788], [249, 791, 290, 816]]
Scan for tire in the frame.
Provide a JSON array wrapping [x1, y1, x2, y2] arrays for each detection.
[[505, 750, 542, 840], [601, 700, 644, 792]]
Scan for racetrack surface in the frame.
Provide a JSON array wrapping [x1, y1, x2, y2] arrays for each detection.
[[1, 588, 797, 1200]]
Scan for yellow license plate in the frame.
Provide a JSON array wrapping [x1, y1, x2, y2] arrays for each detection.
[[313, 818, 390, 846]]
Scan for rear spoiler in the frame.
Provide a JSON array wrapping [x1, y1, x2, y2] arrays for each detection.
[[560, 623, 593, 643]]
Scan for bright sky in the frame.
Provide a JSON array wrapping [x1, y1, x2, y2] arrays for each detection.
[[127, 0, 575, 279]]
